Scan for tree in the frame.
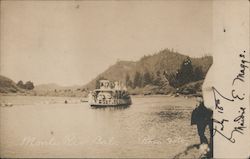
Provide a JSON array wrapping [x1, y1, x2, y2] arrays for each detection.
[[125, 74, 133, 88], [24, 81, 34, 90], [143, 70, 152, 87], [133, 71, 142, 88], [178, 57, 194, 85], [153, 70, 163, 86], [17, 80, 34, 90], [17, 80, 25, 89], [193, 66, 204, 81], [164, 58, 196, 88], [165, 71, 178, 88]]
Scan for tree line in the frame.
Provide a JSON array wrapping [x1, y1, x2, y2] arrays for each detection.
[[126, 57, 205, 89], [17, 80, 34, 90]]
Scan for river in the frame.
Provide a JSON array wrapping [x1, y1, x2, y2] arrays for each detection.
[[0, 95, 199, 158]]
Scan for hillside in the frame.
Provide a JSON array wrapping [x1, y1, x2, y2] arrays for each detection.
[[83, 49, 213, 95], [0, 75, 24, 93]]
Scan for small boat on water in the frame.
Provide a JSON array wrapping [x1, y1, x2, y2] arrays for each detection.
[[88, 80, 132, 107]]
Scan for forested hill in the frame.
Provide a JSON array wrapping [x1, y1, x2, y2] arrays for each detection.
[[0, 75, 23, 93], [0, 75, 35, 94], [84, 49, 212, 95]]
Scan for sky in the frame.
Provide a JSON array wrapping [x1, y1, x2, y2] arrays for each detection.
[[0, 1, 212, 86]]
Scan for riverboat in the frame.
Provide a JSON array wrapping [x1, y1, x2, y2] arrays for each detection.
[[88, 80, 132, 107]]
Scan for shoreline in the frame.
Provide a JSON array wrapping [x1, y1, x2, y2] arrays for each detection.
[[0, 92, 198, 98]]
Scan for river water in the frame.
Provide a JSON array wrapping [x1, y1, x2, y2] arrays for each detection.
[[0, 95, 199, 158]]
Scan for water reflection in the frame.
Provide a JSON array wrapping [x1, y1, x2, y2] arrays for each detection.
[[155, 110, 186, 121], [90, 104, 131, 110]]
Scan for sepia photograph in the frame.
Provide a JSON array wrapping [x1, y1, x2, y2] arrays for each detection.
[[0, 0, 248, 158]]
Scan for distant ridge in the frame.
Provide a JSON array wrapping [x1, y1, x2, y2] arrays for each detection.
[[83, 49, 213, 93], [34, 83, 63, 91], [35, 83, 81, 91]]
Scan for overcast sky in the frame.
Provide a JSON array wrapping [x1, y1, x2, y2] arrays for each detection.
[[0, 1, 212, 86]]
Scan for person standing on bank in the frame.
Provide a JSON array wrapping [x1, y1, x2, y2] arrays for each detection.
[[191, 97, 213, 146]]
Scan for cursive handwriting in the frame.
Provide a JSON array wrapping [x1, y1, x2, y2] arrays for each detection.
[[232, 51, 250, 85], [212, 87, 234, 114], [231, 51, 249, 101], [213, 118, 229, 131], [213, 125, 247, 143], [212, 50, 249, 143], [234, 107, 245, 127], [213, 128, 235, 143], [231, 89, 245, 100], [212, 87, 235, 142], [212, 51, 250, 143]]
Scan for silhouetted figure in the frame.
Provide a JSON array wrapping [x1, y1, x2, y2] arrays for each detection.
[[191, 97, 213, 156]]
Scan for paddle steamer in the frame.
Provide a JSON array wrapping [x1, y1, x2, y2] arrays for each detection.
[[88, 80, 132, 107]]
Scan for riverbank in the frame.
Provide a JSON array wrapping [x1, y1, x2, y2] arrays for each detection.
[[0, 79, 203, 98]]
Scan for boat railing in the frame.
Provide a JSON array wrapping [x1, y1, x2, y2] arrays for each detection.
[[96, 98, 118, 105]]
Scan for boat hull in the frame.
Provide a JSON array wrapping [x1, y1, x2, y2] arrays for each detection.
[[89, 99, 131, 107], [90, 103, 130, 107]]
